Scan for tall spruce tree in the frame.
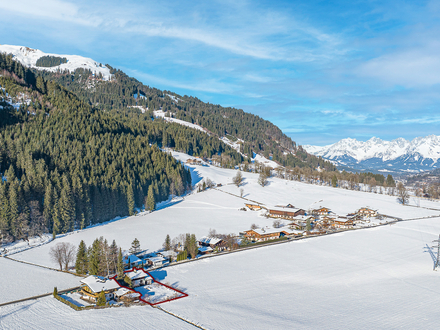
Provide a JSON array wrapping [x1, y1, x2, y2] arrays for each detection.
[[146, 185, 155, 211], [117, 247, 124, 279], [75, 240, 88, 275], [88, 238, 101, 276]]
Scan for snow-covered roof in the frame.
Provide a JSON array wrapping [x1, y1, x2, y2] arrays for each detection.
[[146, 256, 165, 263], [80, 275, 120, 293], [114, 287, 139, 298], [199, 236, 222, 245], [124, 254, 142, 264], [198, 246, 213, 253], [268, 206, 304, 213], [124, 269, 151, 281], [159, 250, 177, 258]]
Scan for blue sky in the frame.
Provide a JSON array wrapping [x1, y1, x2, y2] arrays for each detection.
[[1, 0, 440, 146]]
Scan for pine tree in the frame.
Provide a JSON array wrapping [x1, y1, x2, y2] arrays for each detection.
[[126, 182, 135, 216], [75, 240, 88, 275], [146, 185, 155, 211], [331, 175, 338, 188], [117, 247, 124, 279], [8, 182, 19, 239], [43, 182, 54, 232], [129, 238, 141, 255], [88, 238, 101, 275], [109, 239, 118, 274], [163, 234, 171, 251], [60, 175, 75, 233]]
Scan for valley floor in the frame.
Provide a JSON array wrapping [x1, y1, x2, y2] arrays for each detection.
[[2, 158, 440, 329]]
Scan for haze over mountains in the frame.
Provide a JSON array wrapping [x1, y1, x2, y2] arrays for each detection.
[[304, 135, 440, 173]]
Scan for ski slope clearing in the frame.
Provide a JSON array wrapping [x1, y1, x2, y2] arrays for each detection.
[[0, 258, 79, 304], [154, 110, 207, 132], [0, 296, 196, 330], [0, 45, 112, 81], [162, 217, 440, 329]]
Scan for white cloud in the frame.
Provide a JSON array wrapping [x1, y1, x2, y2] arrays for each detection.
[[0, 0, 99, 26]]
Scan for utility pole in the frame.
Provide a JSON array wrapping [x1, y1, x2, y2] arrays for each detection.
[[432, 234, 440, 270]]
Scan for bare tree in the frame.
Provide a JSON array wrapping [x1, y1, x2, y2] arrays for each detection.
[[240, 188, 244, 198], [273, 220, 282, 228], [258, 171, 268, 187], [63, 243, 76, 271], [233, 171, 243, 187], [250, 223, 259, 230], [397, 182, 410, 205], [208, 228, 218, 238], [50, 243, 64, 270], [50, 242, 76, 270]]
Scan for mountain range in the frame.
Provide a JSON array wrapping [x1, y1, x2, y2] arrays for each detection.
[[303, 136, 440, 174], [0, 44, 336, 172]]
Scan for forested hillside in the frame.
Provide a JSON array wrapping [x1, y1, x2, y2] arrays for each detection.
[[0, 54, 241, 243], [38, 66, 336, 171]]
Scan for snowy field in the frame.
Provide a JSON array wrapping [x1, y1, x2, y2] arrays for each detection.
[[2, 156, 440, 328], [11, 154, 440, 270], [161, 217, 440, 329], [0, 258, 80, 304], [0, 296, 196, 330]]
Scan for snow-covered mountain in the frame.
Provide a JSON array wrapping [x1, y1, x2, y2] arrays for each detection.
[[303, 135, 440, 173], [0, 44, 112, 80]]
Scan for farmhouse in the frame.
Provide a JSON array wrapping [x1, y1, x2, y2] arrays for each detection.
[[311, 207, 331, 216], [245, 203, 264, 211], [333, 217, 355, 229], [114, 287, 139, 302], [123, 254, 143, 269], [80, 275, 120, 303], [267, 206, 305, 219], [145, 256, 166, 268], [357, 207, 378, 217], [124, 268, 153, 287], [199, 236, 228, 251], [243, 228, 290, 242]]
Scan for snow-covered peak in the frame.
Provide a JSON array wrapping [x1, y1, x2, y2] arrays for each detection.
[[0, 45, 112, 81], [304, 135, 440, 165]]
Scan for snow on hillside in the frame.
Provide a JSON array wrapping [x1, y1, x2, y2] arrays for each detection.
[[0, 257, 80, 304], [0, 45, 112, 81], [220, 136, 243, 154], [0, 296, 196, 329], [0, 84, 31, 110], [161, 217, 440, 329], [11, 152, 440, 269], [153, 110, 206, 132], [253, 153, 281, 168]]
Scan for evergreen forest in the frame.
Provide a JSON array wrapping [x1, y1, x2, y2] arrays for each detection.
[[0, 53, 244, 243], [38, 65, 336, 171]]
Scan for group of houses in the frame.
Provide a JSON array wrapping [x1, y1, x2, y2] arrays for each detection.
[[79, 268, 152, 304], [245, 203, 379, 235]]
